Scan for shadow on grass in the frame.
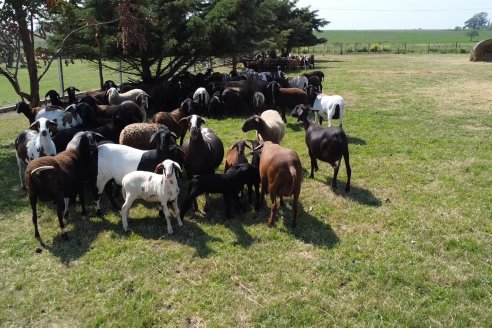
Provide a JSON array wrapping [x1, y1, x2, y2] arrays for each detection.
[[348, 135, 367, 145], [286, 122, 304, 132], [281, 203, 339, 249], [335, 181, 382, 207]]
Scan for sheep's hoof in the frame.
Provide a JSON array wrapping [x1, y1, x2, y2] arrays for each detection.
[[96, 209, 103, 217], [167, 229, 174, 235], [62, 233, 69, 240], [345, 186, 350, 193]]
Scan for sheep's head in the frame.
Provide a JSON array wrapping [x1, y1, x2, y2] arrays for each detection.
[[291, 104, 310, 122], [16, 101, 30, 114], [30, 117, 57, 137], [179, 115, 205, 140], [106, 87, 119, 99], [64, 86, 80, 96], [241, 115, 261, 133], [154, 159, 181, 179], [233, 140, 252, 156], [103, 80, 117, 91], [70, 131, 99, 159], [150, 129, 178, 153]]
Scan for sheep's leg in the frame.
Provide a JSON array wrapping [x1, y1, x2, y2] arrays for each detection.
[[56, 196, 68, 240], [259, 180, 267, 208], [63, 197, 69, 219], [281, 107, 287, 123], [332, 160, 340, 190], [203, 194, 211, 212], [120, 192, 137, 231], [17, 157, 26, 190], [233, 193, 244, 212], [78, 186, 87, 219], [160, 203, 173, 234], [279, 196, 285, 207], [254, 182, 260, 211], [344, 152, 351, 193], [171, 199, 183, 227], [268, 195, 277, 227], [29, 193, 40, 239], [105, 182, 119, 210], [339, 109, 344, 127], [309, 151, 318, 178]]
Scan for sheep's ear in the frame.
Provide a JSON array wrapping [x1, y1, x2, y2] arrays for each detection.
[[170, 131, 178, 140], [29, 121, 39, 131], [253, 143, 264, 151], [75, 88, 80, 91], [48, 120, 58, 128], [178, 116, 190, 125], [149, 130, 162, 144], [199, 116, 206, 125], [173, 162, 182, 172], [154, 163, 164, 174], [244, 142, 252, 150]]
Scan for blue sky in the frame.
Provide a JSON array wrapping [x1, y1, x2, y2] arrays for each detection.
[[296, 0, 492, 30]]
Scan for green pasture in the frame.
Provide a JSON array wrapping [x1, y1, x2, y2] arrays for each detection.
[[317, 29, 492, 44], [0, 54, 491, 327]]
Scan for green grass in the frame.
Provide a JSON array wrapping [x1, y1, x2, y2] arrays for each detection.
[[317, 29, 492, 44], [0, 54, 491, 326], [0, 60, 133, 107]]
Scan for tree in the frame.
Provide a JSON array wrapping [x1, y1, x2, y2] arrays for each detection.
[[0, 0, 54, 107], [466, 29, 479, 41], [464, 12, 488, 30]]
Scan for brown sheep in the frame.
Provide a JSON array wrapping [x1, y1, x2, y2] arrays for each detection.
[[267, 81, 309, 122], [256, 141, 303, 228], [152, 98, 196, 145], [25, 132, 98, 241], [224, 140, 252, 173]]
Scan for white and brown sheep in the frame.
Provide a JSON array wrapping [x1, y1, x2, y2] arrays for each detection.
[[241, 109, 285, 144]]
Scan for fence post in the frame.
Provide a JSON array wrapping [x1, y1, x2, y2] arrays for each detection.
[[57, 54, 64, 96], [428, 43, 430, 53], [118, 59, 123, 86]]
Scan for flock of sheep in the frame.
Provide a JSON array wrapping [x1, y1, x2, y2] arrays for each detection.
[[13, 67, 351, 242]]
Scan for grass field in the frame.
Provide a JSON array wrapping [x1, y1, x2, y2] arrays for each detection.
[[316, 29, 492, 44], [0, 54, 491, 326]]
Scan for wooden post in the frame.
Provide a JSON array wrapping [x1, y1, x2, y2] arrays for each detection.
[[57, 54, 64, 96]]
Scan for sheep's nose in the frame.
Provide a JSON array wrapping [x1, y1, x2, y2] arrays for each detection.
[[41, 130, 48, 136]]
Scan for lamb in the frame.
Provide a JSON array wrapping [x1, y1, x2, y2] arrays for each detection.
[[224, 140, 252, 173], [119, 123, 169, 150], [312, 93, 346, 127], [180, 163, 260, 219], [24, 131, 98, 241], [267, 81, 310, 122], [92, 129, 183, 215], [121, 159, 183, 234], [107, 87, 149, 106], [242, 109, 285, 144], [15, 117, 58, 189], [256, 141, 303, 228], [291, 104, 351, 192]]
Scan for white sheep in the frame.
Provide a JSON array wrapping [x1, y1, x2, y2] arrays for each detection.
[[106, 87, 149, 106], [288, 75, 309, 90], [312, 93, 346, 127], [15, 117, 58, 189], [121, 159, 183, 234]]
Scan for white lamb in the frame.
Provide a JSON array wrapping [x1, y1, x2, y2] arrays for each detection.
[[121, 159, 183, 234], [192, 87, 210, 114], [312, 93, 346, 127]]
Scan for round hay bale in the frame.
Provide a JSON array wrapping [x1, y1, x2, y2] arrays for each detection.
[[470, 39, 492, 62]]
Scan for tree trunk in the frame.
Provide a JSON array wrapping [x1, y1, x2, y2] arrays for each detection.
[[141, 54, 153, 83], [17, 9, 40, 106]]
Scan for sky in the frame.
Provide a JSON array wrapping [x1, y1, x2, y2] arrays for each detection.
[[296, 0, 492, 30]]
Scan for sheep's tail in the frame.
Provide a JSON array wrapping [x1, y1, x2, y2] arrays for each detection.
[[30, 165, 55, 175], [289, 165, 298, 196]]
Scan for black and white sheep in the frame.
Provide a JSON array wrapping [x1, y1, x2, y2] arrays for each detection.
[[121, 159, 183, 234], [15, 118, 58, 189], [242, 109, 285, 144], [25, 131, 99, 241]]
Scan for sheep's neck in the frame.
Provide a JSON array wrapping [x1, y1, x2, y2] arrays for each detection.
[[302, 117, 311, 131]]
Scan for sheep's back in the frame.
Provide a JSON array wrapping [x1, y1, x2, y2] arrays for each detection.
[[119, 123, 167, 150]]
